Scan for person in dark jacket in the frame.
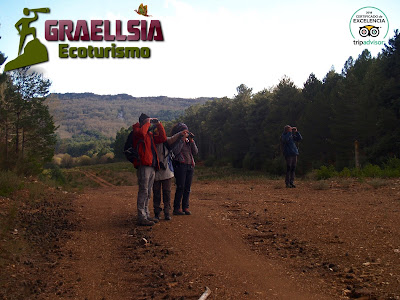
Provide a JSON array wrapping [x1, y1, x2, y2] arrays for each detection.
[[133, 113, 167, 226], [281, 125, 303, 188], [170, 123, 198, 215]]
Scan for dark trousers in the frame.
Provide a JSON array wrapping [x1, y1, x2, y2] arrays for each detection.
[[173, 163, 194, 210], [285, 156, 297, 185], [153, 178, 172, 216]]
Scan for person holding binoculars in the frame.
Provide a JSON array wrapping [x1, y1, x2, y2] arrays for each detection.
[[281, 125, 303, 188], [170, 123, 198, 215], [133, 113, 166, 226]]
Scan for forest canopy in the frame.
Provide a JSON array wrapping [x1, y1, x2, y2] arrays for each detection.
[[175, 30, 400, 174]]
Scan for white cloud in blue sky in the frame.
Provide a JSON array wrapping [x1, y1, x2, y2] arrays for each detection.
[[1, 0, 399, 98]]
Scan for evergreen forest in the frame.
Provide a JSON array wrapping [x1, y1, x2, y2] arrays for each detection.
[[172, 31, 400, 175], [1, 31, 400, 176]]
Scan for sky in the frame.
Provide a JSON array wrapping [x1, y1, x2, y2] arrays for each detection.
[[0, 0, 399, 98]]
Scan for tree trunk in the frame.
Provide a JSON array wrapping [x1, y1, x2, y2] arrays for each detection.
[[22, 127, 25, 159], [15, 111, 20, 155], [354, 140, 360, 169], [5, 117, 9, 162]]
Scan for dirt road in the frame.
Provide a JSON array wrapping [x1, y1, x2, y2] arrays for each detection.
[[44, 177, 400, 299]]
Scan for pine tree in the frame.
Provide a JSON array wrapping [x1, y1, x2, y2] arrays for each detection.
[[0, 67, 57, 174], [113, 127, 131, 160]]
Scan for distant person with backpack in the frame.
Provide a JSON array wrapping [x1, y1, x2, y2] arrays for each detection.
[[281, 125, 303, 188], [132, 113, 167, 226], [170, 123, 198, 215], [152, 131, 184, 221]]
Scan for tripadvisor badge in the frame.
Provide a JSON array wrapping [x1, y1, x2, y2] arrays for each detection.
[[349, 6, 389, 46], [5, 8, 50, 72]]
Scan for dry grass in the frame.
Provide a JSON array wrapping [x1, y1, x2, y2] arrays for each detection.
[[368, 178, 388, 189], [312, 180, 330, 190], [336, 178, 352, 189]]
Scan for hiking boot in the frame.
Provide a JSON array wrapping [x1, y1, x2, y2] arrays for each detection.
[[148, 217, 159, 223], [165, 214, 171, 221], [137, 219, 155, 226], [183, 209, 191, 215], [173, 209, 185, 215], [290, 183, 296, 188], [154, 213, 160, 220]]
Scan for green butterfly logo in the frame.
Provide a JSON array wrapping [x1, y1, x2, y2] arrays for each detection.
[[135, 3, 152, 17]]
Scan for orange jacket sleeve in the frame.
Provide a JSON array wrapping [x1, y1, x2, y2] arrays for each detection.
[[133, 122, 150, 139], [154, 122, 167, 144]]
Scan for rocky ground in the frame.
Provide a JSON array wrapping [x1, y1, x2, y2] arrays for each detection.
[[1, 175, 399, 299]]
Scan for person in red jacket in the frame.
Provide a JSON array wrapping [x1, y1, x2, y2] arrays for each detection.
[[133, 113, 167, 226]]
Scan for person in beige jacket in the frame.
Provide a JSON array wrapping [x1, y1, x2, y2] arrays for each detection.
[[152, 130, 185, 220]]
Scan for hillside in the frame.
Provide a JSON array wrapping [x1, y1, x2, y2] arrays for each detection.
[[46, 93, 213, 138]]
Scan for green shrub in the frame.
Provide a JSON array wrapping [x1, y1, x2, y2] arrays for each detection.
[[309, 158, 400, 180], [316, 165, 337, 180], [350, 167, 363, 178], [78, 155, 93, 166], [362, 164, 382, 178], [98, 153, 114, 164], [15, 157, 44, 176], [339, 167, 351, 178], [53, 155, 62, 166], [384, 157, 400, 170], [381, 168, 400, 178], [382, 157, 400, 178], [27, 182, 46, 201], [49, 165, 66, 185], [61, 154, 75, 168], [0, 171, 24, 197]]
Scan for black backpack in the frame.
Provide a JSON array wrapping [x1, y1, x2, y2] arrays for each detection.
[[124, 131, 144, 166]]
